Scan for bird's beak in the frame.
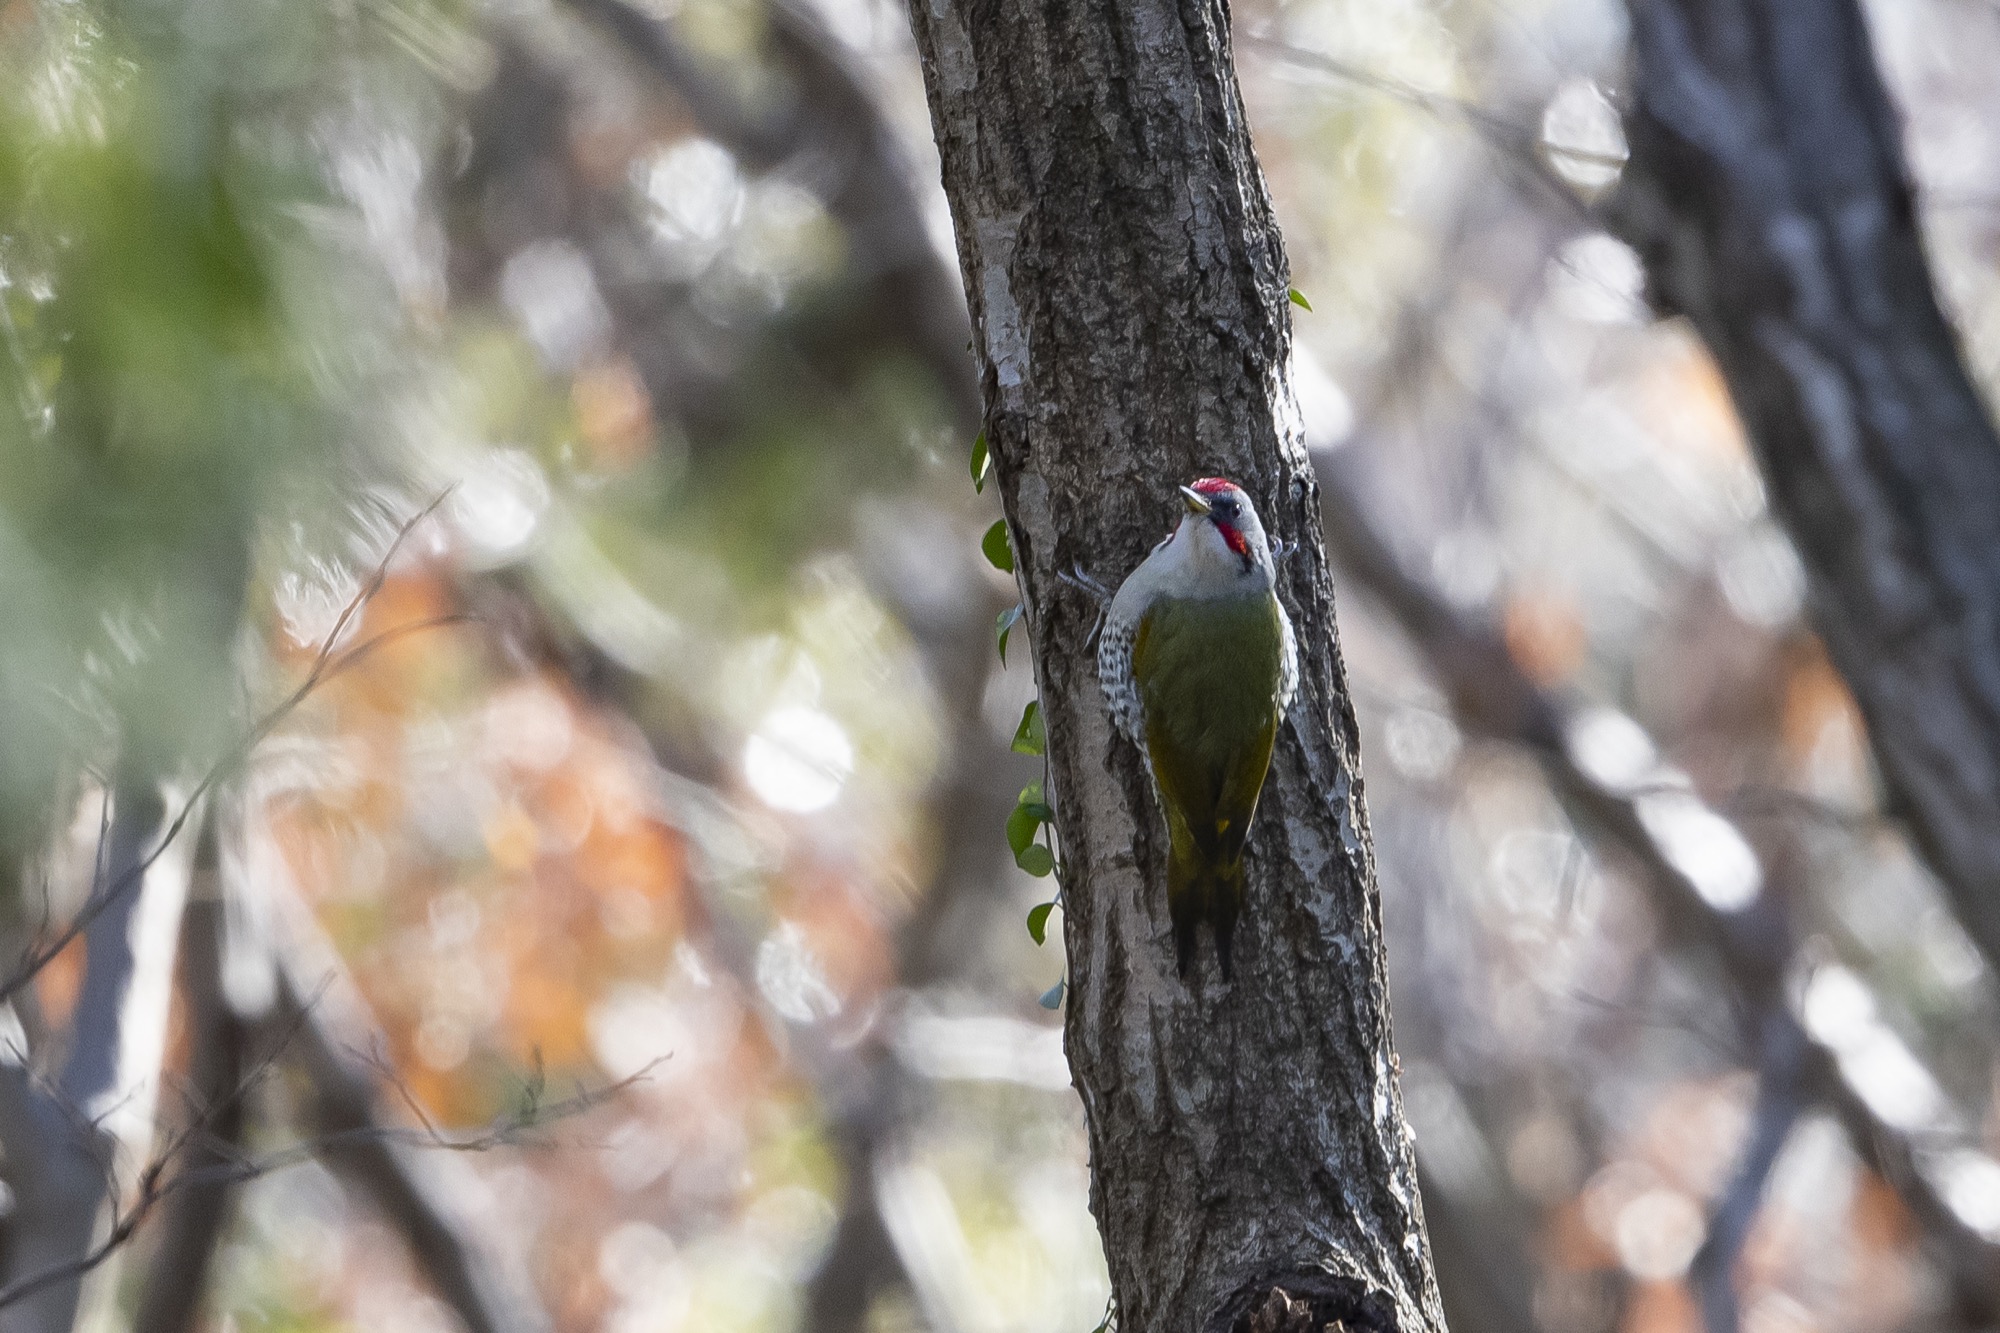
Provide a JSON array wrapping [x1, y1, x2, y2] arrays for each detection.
[[1178, 486, 1212, 515]]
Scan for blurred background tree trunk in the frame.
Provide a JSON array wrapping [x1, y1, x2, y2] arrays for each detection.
[[1610, 0, 2000, 982], [903, 3, 1450, 1331]]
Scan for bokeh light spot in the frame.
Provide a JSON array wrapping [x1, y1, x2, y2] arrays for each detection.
[[743, 706, 854, 813]]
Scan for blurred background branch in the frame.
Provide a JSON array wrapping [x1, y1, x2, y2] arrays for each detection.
[[1609, 0, 2000, 991]]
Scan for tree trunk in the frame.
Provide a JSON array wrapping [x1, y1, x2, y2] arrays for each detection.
[[901, 5, 1447, 1332], [0, 781, 179, 1333], [134, 822, 249, 1333], [1607, 0, 2000, 979]]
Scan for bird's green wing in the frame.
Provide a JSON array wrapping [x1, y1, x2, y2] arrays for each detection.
[[1210, 711, 1278, 862], [1132, 609, 1213, 852], [1132, 595, 1284, 862], [1133, 596, 1283, 977]]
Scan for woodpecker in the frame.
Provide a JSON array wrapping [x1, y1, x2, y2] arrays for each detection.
[[1097, 477, 1297, 980]]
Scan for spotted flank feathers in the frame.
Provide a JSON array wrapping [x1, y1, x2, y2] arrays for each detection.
[[1098, 612, 1145, 749]]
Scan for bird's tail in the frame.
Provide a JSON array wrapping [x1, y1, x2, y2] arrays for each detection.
[[1167, 836, 1244, 981]]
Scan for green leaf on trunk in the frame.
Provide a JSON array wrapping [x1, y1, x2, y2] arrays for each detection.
[[996, 604, 1022, 664], [1027, 901, 1055, 945], [971, 431, 990, 492], [981, 519, 1014, 572], [1017, 844, 1055, 877], [1289, 286, 1313, 311], [1006, 800, 1042, 856], [1011, 699, 1045, 755]]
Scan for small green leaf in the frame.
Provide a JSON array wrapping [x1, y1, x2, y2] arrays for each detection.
[[971, 431, 991, 492], [1008, 781, 1054, 859], [1006, 802, 1043, 857], [1027, 901, 1055, 945], [1017, 844, 1055, 877], [996, 604, 1022, 664], [1288, 286, 1313, 312], [1011, 699, 1045, 756], [981, 519, 1014, 573], [1038, 979, 1066, 1009]]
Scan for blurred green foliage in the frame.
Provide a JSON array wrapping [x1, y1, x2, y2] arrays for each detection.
[[0, 1, 350, 878]]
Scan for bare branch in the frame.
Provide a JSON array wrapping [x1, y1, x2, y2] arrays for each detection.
[[1311, 431, 2000, 1317], [559, 0, 980, 429], [1689, 1011, 1811, 1333], [0, 981, 646, 1319], [0, 968, 319, 1318], [254, 849, 558, 1333], [1237, 32, 1609, 214], [1606, 0, 2000, 988], [302, 490, 455, 700], [0, 495, 463, 1010]]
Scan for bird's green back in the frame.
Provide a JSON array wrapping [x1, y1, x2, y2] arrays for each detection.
[[1132, 591, 1286, 858]]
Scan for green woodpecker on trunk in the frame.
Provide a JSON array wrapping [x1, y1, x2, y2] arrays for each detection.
[[1098, 478, 1297, 980]]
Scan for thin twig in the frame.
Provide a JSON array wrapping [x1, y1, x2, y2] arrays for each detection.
[[1313, 440, 2000, 1308], [249, 1057, 663, 1166], [0, 1024, 654, 1315], [0, 495, 463, 1009], [1689, 1010, 1810, 1333], [0, 978, 327, 1314], [1238, 31, 1620, 210], [1719, 784, 1881, 833]]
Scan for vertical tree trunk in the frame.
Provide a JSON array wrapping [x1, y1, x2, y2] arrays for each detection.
[[902, 5, 1447, 1331], [1607, 0, 2000, 979], [134, 822, 249, 1333], [0, 780, 179, 1333]]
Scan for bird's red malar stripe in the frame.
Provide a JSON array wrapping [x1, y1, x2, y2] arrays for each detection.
[[1215, 522, 1249, 556]]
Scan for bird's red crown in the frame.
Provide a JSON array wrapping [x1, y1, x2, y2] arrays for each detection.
[[1188, 477, 1250, 556]]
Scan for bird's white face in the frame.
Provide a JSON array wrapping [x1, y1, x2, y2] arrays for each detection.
[[1173, 479, 1272, 584]]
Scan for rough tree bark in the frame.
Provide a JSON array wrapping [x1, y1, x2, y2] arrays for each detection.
[[903, 5, 1446, 1332], [1607, 0, 2000, 980]]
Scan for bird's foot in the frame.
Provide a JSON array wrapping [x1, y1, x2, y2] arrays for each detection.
[[1058, 563, 1113, 605], [1058, 565, 1111, 651]]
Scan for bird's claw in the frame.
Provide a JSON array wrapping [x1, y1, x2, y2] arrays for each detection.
[[1058, 564, 1112, 651], [1058, 563, 1113, 605]]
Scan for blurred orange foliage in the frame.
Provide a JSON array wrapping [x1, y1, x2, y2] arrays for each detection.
[[1638, 337, 1750, 464], [1621, 1279, 1699, 1333], [573, 357, 656, 471], [1505, 587, 1589, 686]]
